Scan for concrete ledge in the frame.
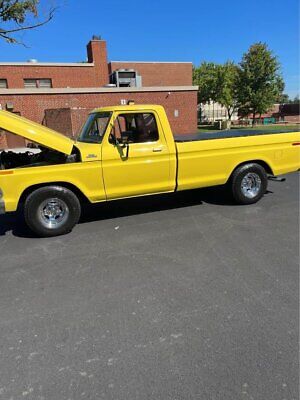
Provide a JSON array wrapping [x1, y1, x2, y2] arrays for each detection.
[[111, 61, 193, 64], [0, 86, 199, 95], [0, 62, 95, 67]]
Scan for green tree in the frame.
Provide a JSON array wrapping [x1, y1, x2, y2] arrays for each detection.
[[0, 0, 55, 44], [193, 62, 219, 104], [277, 93, 290, 104], [238, 42, 284, 125], [193, 61, 240, 122], [216, 61, 240, 120]]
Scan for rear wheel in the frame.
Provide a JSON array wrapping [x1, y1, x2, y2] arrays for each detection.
[[230, 163, 268, 204], [24, 186, 81, 237]]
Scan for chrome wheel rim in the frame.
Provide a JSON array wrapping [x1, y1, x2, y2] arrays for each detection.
[[241, 173, 262, 199], [38, 198, 69, 229]]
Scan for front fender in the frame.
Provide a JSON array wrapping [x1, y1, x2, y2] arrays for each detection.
[[0, 162, 106, 212]]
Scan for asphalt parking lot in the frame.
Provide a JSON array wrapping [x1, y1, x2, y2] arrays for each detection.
[[0, 173, 299, 400]]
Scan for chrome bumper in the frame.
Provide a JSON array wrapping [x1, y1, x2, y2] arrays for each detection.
[[0, 199, 5, 215]]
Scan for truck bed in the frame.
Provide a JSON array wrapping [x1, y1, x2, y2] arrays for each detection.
[[174, 127, 300, 142], [174, 128, 300, 192]]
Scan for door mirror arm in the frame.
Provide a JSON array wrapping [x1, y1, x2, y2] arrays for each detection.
[[118, 141, 129, 159], [124, 142, 129, 158], [110, 125, 129, 159], [110, 125, 119, 145]]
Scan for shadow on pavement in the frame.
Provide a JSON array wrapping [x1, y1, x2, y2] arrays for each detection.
[[0, 211, 35, 238], [0, 185, 273, 238], [80, 185, 235, 224]]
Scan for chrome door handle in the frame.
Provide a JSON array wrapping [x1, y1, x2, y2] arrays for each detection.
[[152, 148, 162, 152]]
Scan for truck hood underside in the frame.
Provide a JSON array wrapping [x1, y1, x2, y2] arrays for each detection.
[[0, 110, 74, 155]]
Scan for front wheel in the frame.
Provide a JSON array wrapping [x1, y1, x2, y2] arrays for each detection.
[[230, 163, 268, 204], [24, 186, 81, 237]]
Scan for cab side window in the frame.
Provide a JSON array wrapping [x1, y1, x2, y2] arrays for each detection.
[[112, 113, 159, 143]]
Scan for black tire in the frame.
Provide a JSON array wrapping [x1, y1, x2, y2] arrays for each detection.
[[230, 163, 268, 205], [24, 186, 81, 237]]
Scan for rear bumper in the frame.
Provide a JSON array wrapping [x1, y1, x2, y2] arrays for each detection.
[[0, 199, 5, 215]]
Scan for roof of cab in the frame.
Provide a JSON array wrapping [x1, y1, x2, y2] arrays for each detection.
[[90, 104, 165, 114]]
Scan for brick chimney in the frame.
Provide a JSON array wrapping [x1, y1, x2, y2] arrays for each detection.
[[87, 39, 109, 86]]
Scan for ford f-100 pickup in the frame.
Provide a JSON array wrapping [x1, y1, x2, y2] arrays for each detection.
[[0, 104, 299, 237]]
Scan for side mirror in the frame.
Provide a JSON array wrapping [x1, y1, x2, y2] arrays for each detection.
[[119, 138, 129, 148], [109, 125, 118, 145], [109, 126, 130, 159], [109, 132, 117, 145], [120, 140, 129, 159], [109, 132, 128, 149]]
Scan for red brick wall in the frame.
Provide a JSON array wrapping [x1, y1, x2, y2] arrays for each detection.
[[0, 40, 109, 89], [87, 40, 109, 86], [44, 108, 74, 137], [241, 103, 300, 123], [0, 130, 7, 148], [0, 41, 193, 89], [283, 115, 300, 123], [280, 104, 300, 123], [109, 62, 193, 86], [0, 90, 198, 142]]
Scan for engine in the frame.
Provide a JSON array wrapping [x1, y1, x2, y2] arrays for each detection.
[[0, 147, 79, 170]]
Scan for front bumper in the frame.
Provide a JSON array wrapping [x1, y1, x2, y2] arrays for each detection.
[[0, 199, 5, 215]]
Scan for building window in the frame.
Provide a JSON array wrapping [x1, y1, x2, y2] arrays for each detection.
[[0, 79, 8, 88], [39, 79, 52, 88], [24, 78, 52, 88]]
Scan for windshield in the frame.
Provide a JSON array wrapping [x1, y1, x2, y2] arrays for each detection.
[[77, 112, 112, 144]]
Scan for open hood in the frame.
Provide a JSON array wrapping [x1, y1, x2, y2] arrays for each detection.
[[0, 110, 74, 155]]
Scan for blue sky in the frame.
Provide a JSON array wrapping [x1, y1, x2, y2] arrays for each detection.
[[1, 0, 299, 97]]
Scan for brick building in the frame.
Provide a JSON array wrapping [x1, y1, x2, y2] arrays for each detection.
[[0, 39, 197, 148], [240, 103, 300, 124]]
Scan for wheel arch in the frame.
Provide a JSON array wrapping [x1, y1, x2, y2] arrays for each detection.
[[227, 159, 273, 183], [18, 181, 90, 210]]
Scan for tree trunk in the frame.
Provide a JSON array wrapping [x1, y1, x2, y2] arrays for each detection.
[[252, 111, 256, 127], [227, 108, 231, 120]]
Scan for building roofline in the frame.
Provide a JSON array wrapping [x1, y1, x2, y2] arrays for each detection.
[[0, 62, 95, 67], [0, 86, 198, 96], [110, 61, 193, 64], [0, 61, 192, 67]]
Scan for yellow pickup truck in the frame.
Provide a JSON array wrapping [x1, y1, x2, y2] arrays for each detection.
[[0, 104, 299, 237]]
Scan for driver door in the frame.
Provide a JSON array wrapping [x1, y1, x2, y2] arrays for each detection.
[[101, 111, 173, 200]]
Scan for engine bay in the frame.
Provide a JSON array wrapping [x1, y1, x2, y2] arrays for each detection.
[[0, 146, 80, 170]]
